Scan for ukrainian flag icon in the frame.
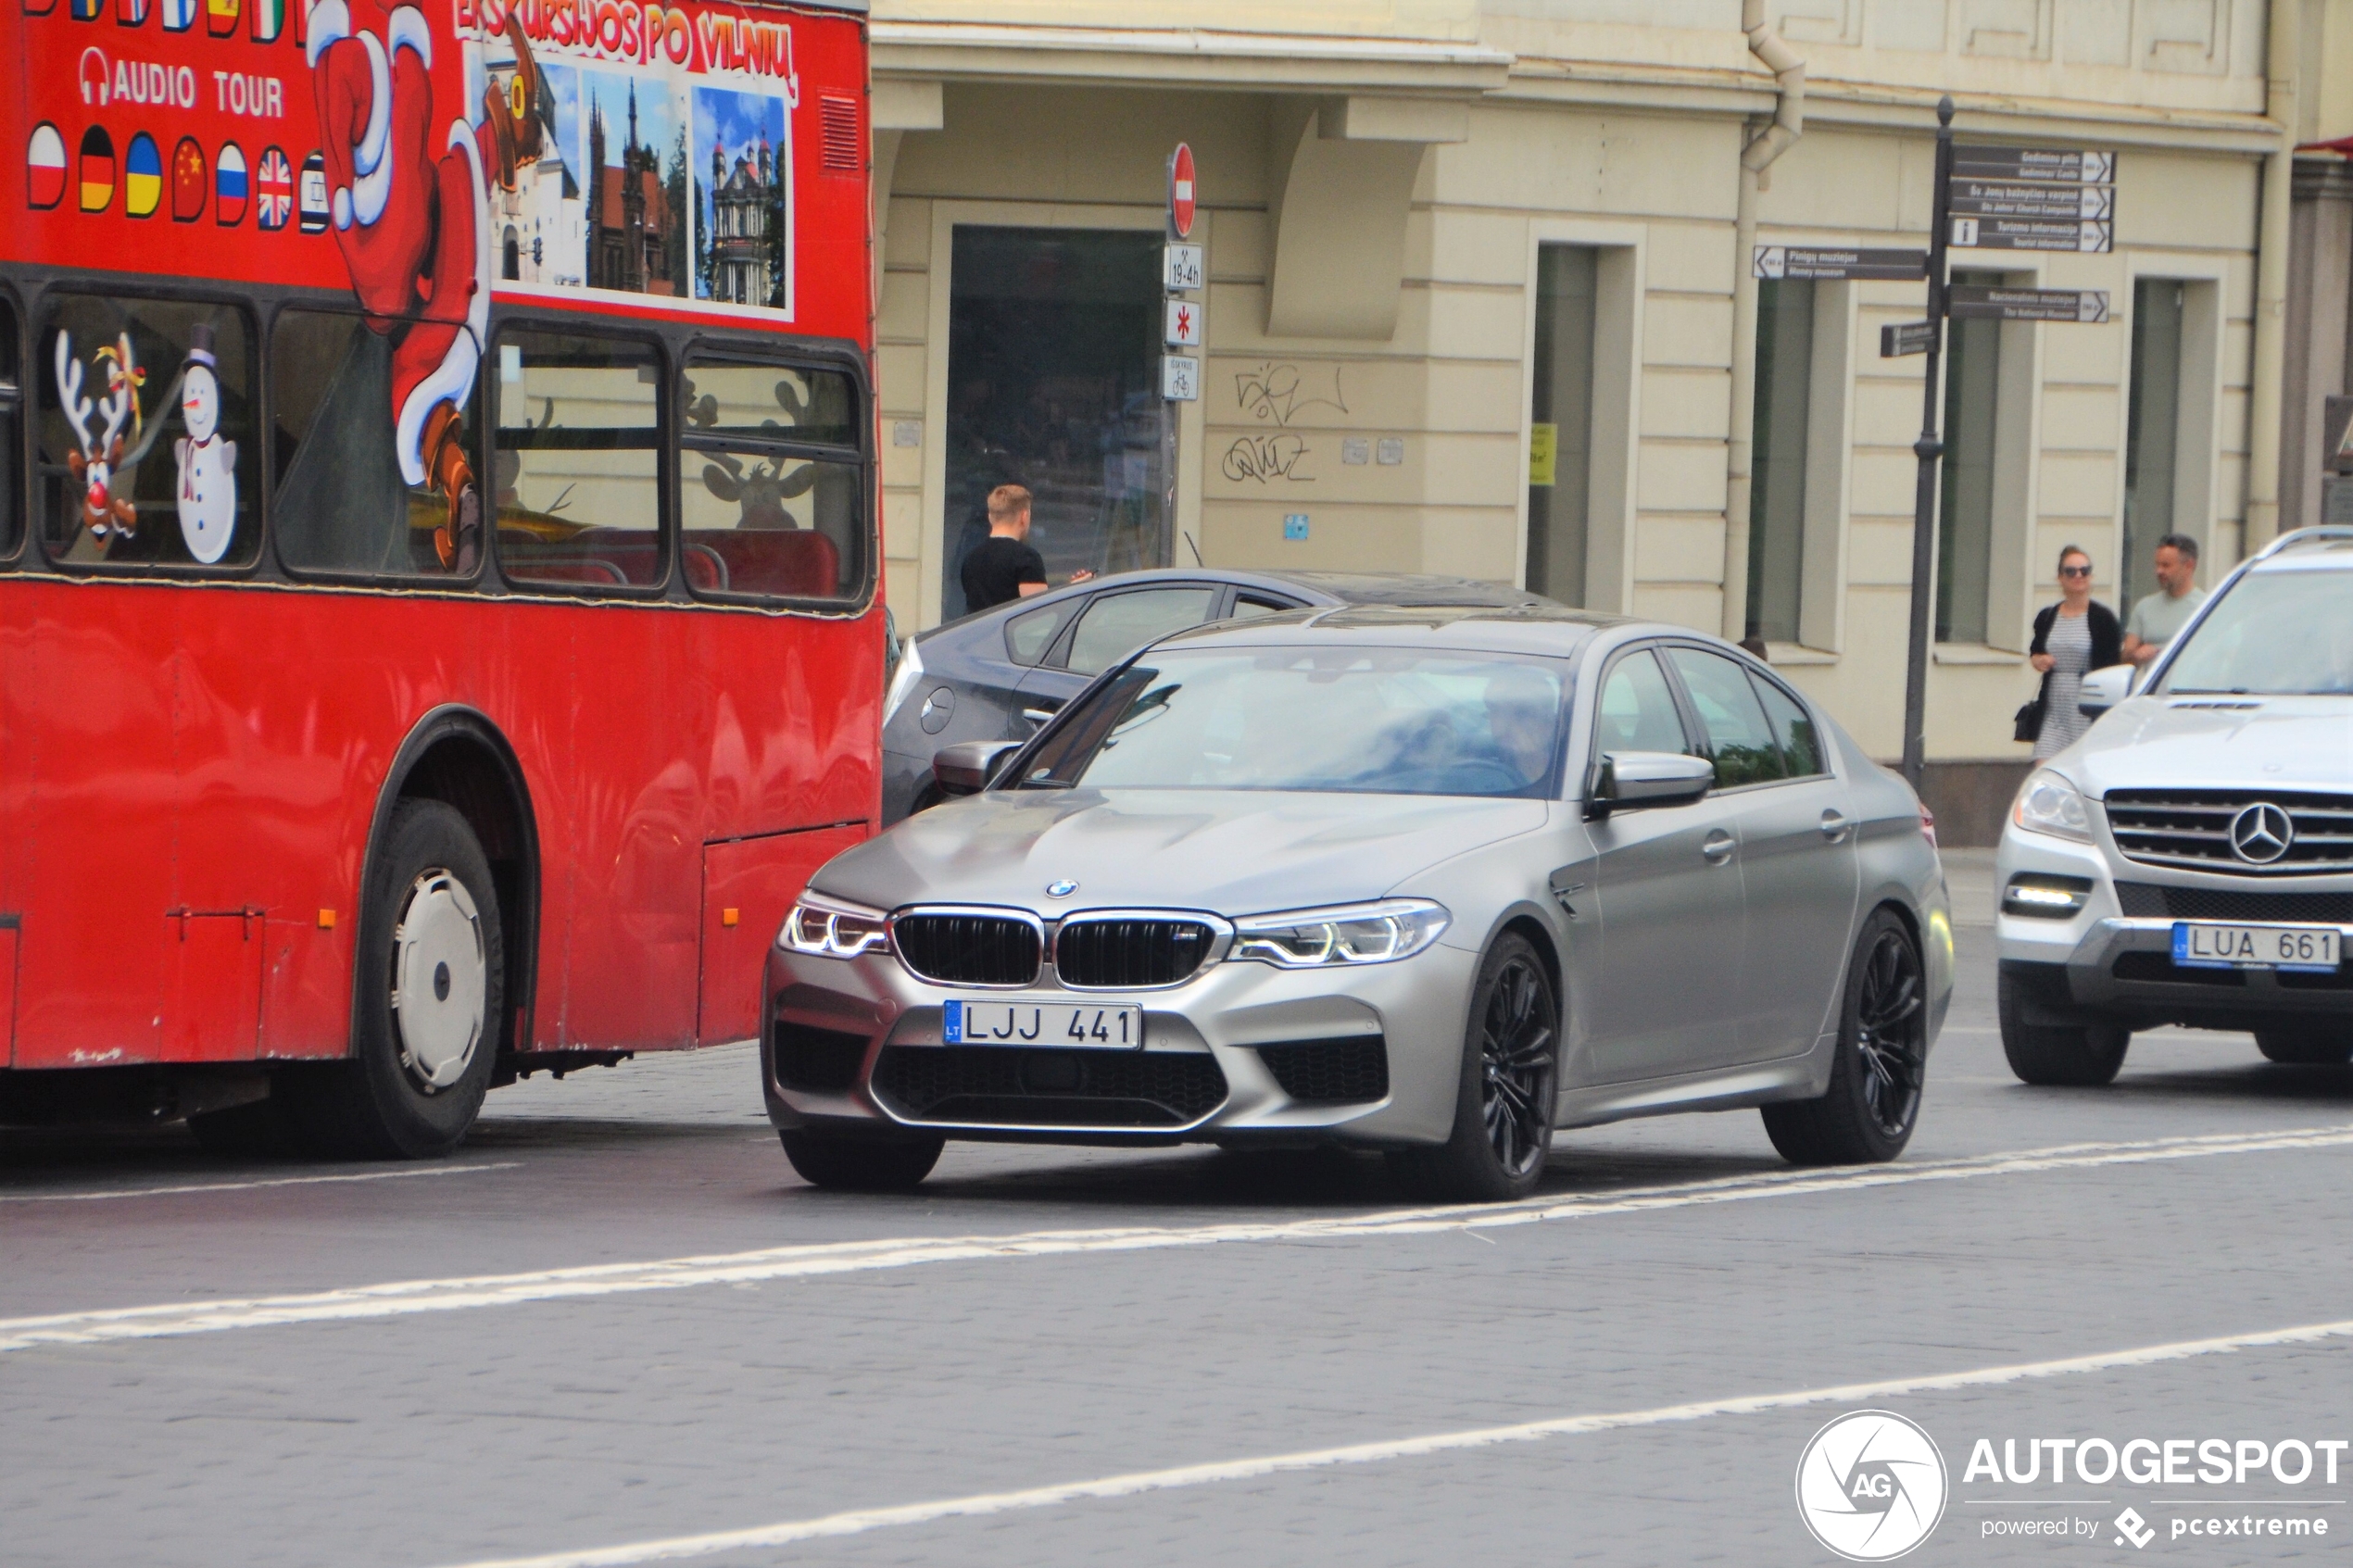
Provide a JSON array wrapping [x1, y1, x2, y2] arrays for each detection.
[[124, 132, 162, 218]]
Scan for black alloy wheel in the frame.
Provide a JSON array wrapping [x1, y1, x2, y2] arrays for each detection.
[[1762, 908, 1926, 1165], [1390, 933, 1559, 1203]]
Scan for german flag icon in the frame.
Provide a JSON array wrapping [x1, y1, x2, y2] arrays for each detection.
[[81, 127, 119, 215]]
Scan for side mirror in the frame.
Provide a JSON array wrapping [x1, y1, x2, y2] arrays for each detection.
[[2077, 663, 2134, 719], [933, 739, 1023, 797], [1588, 750, 1715, 818]]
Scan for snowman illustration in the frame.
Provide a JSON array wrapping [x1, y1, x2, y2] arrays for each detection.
[[174, 324, 238, 564]]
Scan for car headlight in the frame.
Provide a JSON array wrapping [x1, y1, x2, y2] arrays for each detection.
[[2011, 769, 2095, 844], [881, 638, 926, 731], [1227, 899, 1451, 968], [780, 892, 891, 959]]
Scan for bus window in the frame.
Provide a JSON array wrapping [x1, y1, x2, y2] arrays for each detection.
[[1, 299, 19, 558], [679, 355, 867, 605], [494, 330, 663, 591], [37, 295, 258, 571], [271, 309, 478, 580]]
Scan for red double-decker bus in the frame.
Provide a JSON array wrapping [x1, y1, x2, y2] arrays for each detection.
[[1, 0, 879, 1155]]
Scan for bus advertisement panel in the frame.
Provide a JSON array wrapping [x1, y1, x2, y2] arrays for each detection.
[[1, 0, 879, 1156]]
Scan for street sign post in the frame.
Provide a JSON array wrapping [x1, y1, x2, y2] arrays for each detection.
[[1881, 320, 1935, 358], [1896, 119, 2120, 789], [1754, 245, 1927, 281], [1946, 285, 2109, 323]]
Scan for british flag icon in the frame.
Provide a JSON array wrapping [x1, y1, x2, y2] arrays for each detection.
[[255, 145, 292, 230]]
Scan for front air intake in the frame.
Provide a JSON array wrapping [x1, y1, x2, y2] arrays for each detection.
[[1053, 918, 1216, 989]]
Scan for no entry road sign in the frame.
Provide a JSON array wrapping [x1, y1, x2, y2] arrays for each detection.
[[1946, 285, 2110, 323], [1168, 143, 1196, 239], [1753, 245, 1927, 281]]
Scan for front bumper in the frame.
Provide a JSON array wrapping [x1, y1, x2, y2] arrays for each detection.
[[1996, 827, 2353, 1031], [759, 934, 1481, 1148]]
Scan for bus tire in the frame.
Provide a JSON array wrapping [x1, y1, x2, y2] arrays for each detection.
[[291, 800, 505, 1160]]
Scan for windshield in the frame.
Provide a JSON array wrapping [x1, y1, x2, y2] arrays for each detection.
[[2158, 568, 2353, 696], [1013, 648, 1570, 798]]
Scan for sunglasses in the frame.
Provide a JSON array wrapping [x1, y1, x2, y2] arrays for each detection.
[[2059, 564, 2093, 578]]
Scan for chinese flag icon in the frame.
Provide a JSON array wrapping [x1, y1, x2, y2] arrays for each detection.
[[172, 136, 207, 221]]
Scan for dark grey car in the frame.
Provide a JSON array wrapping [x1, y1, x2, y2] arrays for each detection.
[[880, 570, 1552, 823]]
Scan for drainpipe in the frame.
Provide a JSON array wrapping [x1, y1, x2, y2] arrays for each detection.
[[2242, 0, 2299, 556], [1722, 0, 1806, 641]]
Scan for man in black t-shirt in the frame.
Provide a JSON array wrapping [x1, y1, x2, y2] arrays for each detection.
[[959, 483, 1091, 612]]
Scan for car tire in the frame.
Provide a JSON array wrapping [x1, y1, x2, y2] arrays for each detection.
[[779, 1126, 945, 1192], [2255, 1027, 2353, 1066], [1996, 967, 2128, 1086], [1387, 933, 1558, 1205], [284, 800, 505, 1160], [1761, 908, 1927, 1166]]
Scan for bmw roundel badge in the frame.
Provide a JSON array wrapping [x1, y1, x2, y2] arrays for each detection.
[[1046, 880, 1078, 897]]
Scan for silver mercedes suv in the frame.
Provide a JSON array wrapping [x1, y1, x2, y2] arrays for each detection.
[[1995, 527, 2353, 1082]]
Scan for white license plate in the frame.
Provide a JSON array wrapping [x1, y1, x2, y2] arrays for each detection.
[[2171, 922, 2341, 972], [942, 999, 1144, 1049]]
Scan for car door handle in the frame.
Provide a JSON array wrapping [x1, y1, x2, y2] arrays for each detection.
[[1701, 830, 1735, 864], [1819, 809, 1851, 843]]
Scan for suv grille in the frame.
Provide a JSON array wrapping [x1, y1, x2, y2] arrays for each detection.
[[870, 1046, 1227, 1127], [1257, 1037, 1390, 1103], [1053, 918, 1215, 988], [2116, 884, 2353, 923], [892, 912, 1042, 986], [2105, 790, 2353, 876]]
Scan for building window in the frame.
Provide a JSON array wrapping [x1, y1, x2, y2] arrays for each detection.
[[1527, 244, 1598, 606], [2123, 278, 2183, 614], [1747, 278, 1814, 645], [1936, 270, 2004, 645], [495, 329, 664, 591]]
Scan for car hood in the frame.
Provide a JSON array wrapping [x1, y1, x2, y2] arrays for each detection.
[[2057, 697, 2353, 797], [815, 789, 1551, 918]]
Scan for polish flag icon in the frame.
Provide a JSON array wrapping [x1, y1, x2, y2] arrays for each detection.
[[28, 122, 69, 210], [1168, 142, 1195, 239]]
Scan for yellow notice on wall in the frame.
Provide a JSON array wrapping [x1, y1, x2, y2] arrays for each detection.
[[1528, 422, 1557, 487]]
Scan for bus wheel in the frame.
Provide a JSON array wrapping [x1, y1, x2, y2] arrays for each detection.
[[292, 800, 505, 1160]]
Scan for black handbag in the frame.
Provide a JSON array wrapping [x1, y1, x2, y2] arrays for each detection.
[[2013, 688, 2044, 744]]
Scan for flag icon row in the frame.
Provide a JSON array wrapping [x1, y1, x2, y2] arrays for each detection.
[[42, 0, 283, 40], [29, 123, 292, 230]]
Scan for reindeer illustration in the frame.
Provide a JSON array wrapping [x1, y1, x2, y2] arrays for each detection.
[[687, 372, 819, 531], [55, 330, 142, 540]]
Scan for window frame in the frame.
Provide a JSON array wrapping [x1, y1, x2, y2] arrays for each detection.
[[1744, 665, 1831, 782], [33, 283, 267, 582], [675, 333, 875, 612], [1045, 580, 1230, 676], [487, 318, 673, 601], [0, 282, 23, 568], [1651, 639, 1834, 791], [1580, 641, 1702, 802]]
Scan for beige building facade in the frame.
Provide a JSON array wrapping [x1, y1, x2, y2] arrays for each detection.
[[862, 0, 2348, 837]]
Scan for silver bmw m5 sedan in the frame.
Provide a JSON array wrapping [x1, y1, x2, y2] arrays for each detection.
[[762, 606, 1953, 1201]]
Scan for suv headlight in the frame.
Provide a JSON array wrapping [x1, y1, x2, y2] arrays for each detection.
[[2012, 769, 2095, 844], [1227, 899, 1451, 968], [780, 892, 891, 959]]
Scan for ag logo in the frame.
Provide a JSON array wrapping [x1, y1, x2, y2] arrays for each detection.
[[1794, 1410, 1948, 1561]]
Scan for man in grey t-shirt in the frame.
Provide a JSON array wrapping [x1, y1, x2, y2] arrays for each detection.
[[2123, 533, 2208, 667]]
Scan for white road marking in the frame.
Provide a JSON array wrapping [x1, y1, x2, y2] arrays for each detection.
[[431, 1315, 2353, 1568], [0, 1161, 521, 1204], [5, 1123, 2347, 1355]]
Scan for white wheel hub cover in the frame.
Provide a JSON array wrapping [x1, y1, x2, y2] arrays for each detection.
[[392, 870, 485, 1090]]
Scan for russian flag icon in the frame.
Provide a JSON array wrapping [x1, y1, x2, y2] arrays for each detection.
[[29, 122, 68, 211], [216, 143, 248, 225]]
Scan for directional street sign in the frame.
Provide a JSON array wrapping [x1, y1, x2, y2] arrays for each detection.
[[1946, 285, 2110, 323], [1163, 243, 1203, 293], [1753, 245, 1927, 282], [1880, 320, 1936, 358], [1950, 216, 2113, 253], [1950, 180, 2114, 221], [1164, 297, 1202, 348], [1951, 147, 2115, 184]]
